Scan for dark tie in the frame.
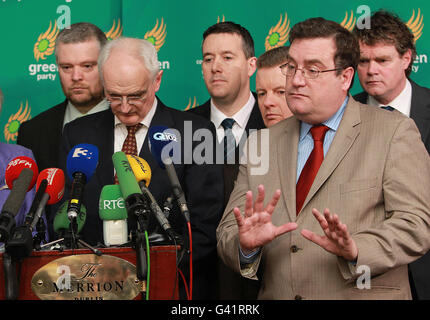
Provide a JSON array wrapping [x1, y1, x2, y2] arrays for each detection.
[[296, 125, 330, 215], [381, 105, 394, 111], [221, 118, 236, 163], [115, 123, 143, 184]]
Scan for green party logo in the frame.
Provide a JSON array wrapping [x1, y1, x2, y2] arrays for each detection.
[[265, 13, 290, 51], [217, 15, 226, 23], [184, 97, 198, 111], [340, 10, 356, 31], [105, 19, 123, 41], [144, 18, 167, 51], [4, 101, 31, 143], [406, 9, 424, 42], [33, 21, 59, 61]]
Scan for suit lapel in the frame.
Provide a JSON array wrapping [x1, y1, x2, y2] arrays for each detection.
[[299, 97, 361, 215], [277, 118, 300, 222], [410, 80, 430, 145], [95, 111, 115, 187]]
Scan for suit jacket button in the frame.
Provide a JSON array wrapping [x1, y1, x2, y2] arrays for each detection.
[[294, 295, 303, 300], [291, 245, 299, 253]]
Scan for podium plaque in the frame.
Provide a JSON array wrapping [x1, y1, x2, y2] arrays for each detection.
[[0, 245, 179, 300]]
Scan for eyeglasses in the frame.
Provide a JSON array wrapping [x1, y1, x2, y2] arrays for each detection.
[[106, 94, 146, 107], [280, 63, 342, 79]]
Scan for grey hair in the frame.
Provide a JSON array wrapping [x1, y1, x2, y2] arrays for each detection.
[[0, 88, 3, 114], [98, 37, 160, 84]]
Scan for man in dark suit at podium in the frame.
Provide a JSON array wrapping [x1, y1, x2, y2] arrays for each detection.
[[17, 22, 109, 171], [57, 37, 224, 300], [189, 21, 264, 299], [353, 10, 430, 299]]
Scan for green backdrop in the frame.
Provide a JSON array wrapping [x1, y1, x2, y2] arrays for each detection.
[[1, 0, 429, 143]]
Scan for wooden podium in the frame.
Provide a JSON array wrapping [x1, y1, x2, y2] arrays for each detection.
[[0, 245, 179, 300]]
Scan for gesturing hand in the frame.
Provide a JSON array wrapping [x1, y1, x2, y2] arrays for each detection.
[[233, 185, 298, 254], [301, 208, 358, 261]]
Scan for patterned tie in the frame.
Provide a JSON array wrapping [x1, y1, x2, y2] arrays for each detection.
[[114, 123, 143, 184], [381, 105, 395, 111], [296, 125, 330, 215], [221, 118, 236, 163]]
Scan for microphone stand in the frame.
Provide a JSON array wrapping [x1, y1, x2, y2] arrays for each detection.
[[41, 213, 102, 256], [126, 193, 151, 300]]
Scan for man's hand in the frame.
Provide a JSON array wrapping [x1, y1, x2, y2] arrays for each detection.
[[233, 184, 298, 254], [301, 208, 358, 261]]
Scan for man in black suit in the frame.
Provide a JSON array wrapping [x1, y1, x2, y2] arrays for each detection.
[[17, 22, 109, 171], [353, 10, 430, 299], [189, 21, 264, 299], [57, 37, 224, 300]]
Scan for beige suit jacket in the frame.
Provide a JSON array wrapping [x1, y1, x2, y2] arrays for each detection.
[[216, 97, 430, 299]]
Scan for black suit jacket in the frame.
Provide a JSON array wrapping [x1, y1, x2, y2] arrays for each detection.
[[57, 98, 224, 299], [189, 93, 265, 207], [354, 79, 430, 153], [354, 79, 430, 300], [17, 100, 67, 171], [188, 93, 265, 299]]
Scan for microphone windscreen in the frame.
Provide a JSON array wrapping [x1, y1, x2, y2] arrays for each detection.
[[112, 151, 142, 199], [99, 185, 128, 220], [66, 143, 99, 181], [37, 168, 65, 205], [53, 201, 86, 234], [127, 155, 151, 187], [2, 168, 34, 216], [5, 156, 38, 191], [148, 126, 180, 169]]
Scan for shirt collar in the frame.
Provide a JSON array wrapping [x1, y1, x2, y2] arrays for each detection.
[[367, 79, 412, 116], [64, 99, 110, 127], [299, 96, 349, 141], [210, 92, 255, 129], [114, 97, 158, 128]]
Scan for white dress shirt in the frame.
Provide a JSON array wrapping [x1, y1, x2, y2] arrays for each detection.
[[367, 79, 412, 117], [63, 99, 110, 128], [113, 97, 158, 155], [210, 92, 255, 144]]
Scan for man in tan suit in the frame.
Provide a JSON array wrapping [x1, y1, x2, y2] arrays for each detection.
[[216, 17, 430, 299]]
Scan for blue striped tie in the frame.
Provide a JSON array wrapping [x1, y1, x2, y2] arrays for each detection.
[[221, 118, 236, 163]]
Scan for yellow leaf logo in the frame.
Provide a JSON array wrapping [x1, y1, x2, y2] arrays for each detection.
[[105, 19, 123, 41], [265, 13, 290, 51], [340, 10, 357, 31], [144, 18, 167, 51], [4, 101, 31, 143], [33, 21, 59, 61], [406, 9, 424, 42]]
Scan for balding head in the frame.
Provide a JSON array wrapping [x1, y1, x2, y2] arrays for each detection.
[[98, 37, 160, 84]]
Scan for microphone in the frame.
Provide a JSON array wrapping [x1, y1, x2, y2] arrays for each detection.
[[53, 201, 86, 236], [6, 168, 65, 258], [27, 168, 65, 229], [112, 151, 148, 220], [66, 144, 98, 231], [0, 157, 38, 243], [127, 155, 175, 241], [148, 126, 190, 222], [112, 151, 149, 288], [99, 184, 128, 246]]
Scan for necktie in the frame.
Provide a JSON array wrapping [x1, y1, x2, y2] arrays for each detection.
[[296, 125, 330, 215], [381, 105, 394, 112], [221, 118, 236, 163], [115, 123, 143, 184]]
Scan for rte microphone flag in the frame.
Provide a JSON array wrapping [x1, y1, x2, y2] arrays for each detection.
[[99, 184, 128, 246]]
